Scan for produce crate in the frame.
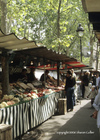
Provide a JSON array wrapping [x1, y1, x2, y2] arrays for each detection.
[[0, 124, 12, 140], [58, 98, 67, 115]]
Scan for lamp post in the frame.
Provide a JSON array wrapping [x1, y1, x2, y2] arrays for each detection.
[[76, 23, 84, 62]]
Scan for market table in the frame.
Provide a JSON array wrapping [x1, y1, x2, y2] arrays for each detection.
[[0, 91, 63, 139]]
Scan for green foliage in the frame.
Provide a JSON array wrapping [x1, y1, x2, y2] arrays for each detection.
[[0, 0, 94, 65]]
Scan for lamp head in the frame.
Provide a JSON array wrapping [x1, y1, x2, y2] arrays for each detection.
[[76, 23, 84, 37]]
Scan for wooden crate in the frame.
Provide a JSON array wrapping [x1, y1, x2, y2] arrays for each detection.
[[0, 124, 12, 140], [58, 98, 67, 115]]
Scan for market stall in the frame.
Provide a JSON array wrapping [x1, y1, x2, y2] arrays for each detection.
[[0, 29, 77, 139], [0, 29, 38, 96], [0, 90, 63, 139]]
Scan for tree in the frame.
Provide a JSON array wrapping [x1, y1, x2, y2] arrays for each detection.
[[0, 0, 96, 65], [0, 0, 8, 33]]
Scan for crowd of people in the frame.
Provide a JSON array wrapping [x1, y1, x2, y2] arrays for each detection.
[[64, 69, 100, 111], [65, 70, 100, 137], [16, 68, 100, 136], [18, 68, 99, 113], [64, 69, 92, 112]]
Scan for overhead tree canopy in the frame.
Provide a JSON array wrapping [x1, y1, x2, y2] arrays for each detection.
[[0, 0, 97, 65]]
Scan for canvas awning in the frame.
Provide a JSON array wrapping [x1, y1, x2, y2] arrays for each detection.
[[0, 29, 77, 63], [0, 29, 38, 51], [0, 28, 77, 69], [0, 29, 77, 95], [82, 0, 100, 12], [12, 47, 77, 63], [81, 0, 100, 42]]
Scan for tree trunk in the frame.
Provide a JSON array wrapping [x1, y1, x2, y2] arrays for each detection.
[[96, 43, 99, 71], [0, 0, 7, 34], [1, 51, 10, 96], [0, 0, 10, 96], [66, 47, 69, 56], [57, 0, 61, 53], [89, 35, 95, 67]]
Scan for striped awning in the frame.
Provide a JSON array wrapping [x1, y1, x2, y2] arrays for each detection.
[[29, 63, 64, 70], [28, 61, 87, 70], [64, 61, 87, 69]]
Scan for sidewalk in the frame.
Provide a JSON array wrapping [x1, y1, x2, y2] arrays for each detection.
[[36, 99, 99, 140]]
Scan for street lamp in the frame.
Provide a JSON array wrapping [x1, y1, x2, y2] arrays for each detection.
[[76, 23, 84, 62]]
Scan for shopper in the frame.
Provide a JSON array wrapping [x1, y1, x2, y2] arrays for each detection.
[[82, 71, 90, 98], [96, 73, 100, 92], [71, 69, 76, 80], [65, 70, 76, 112], [91, 73, 96, 86], [93, 89, 100, 137], [80, 72, 85, 98], [71, 69, 76, 105], [88, 85, 97, 107]]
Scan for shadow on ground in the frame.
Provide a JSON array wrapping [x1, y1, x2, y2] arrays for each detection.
[[21, 101, 98, 140], [49, 102, 99, 140]]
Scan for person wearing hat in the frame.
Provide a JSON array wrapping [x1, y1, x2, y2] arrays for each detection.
[[65, 70, 76, 112]]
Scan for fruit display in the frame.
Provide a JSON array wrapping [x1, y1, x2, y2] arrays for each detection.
[[0, 88, 53, 109], [0, 102, 8, 108], [0, 94, 20, 108], [0, 80, 64, 109]]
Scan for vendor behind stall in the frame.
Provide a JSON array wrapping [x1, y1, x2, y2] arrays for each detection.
[[28, 68, 37, 82], [18, 68, 28, 84], [40, 70, 60, 86], [40, 70, 50, 83]]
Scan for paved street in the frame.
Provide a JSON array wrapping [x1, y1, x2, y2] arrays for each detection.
[[36, 99, 99, 140]]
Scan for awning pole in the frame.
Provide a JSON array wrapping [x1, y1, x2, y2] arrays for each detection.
[[43, 58, 46, 88], [57, 62, 60, 86], [1, 50, 10, 97]]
